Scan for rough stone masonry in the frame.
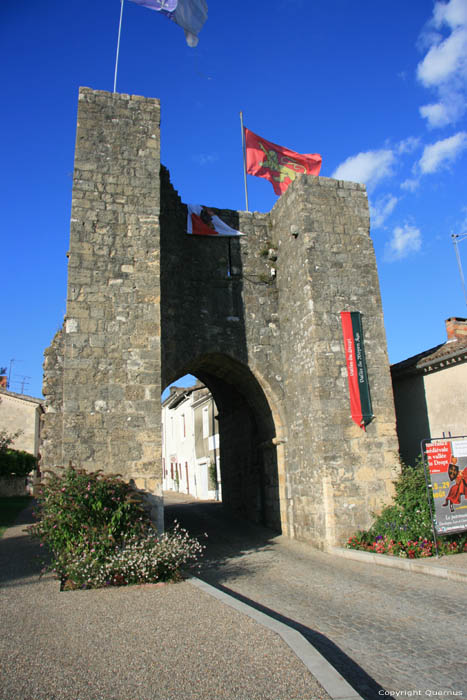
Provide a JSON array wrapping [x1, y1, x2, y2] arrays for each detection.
[[41, 87, 400, 548]]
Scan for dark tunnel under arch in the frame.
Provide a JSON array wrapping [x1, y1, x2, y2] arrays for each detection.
[[165, 353, 286, 532]]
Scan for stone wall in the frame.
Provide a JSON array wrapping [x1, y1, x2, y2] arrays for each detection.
[[41, 88, 163, 529], [270, 175, 400, 544], [41, 88, 400, 546]]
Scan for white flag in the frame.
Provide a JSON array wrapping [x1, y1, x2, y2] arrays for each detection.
[[130, 0, 208, 47]]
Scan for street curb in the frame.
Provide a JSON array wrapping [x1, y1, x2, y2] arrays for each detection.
[[329, 547, 467, 583], [189, 577, 364, 700]]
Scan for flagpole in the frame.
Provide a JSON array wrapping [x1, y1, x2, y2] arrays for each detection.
[[240, 111, 249, 212], [113, 0, 125, 93]]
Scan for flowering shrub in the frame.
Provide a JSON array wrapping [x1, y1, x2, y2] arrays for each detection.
[[28, 466, 149, 556], [57, 523, 205, 590], [346, 458, 467, 558], [28, 465, 204, 589]]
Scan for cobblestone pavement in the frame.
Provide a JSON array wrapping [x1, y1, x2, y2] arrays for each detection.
[[164, 495, 467, 700]]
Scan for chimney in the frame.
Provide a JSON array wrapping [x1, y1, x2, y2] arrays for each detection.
[[445, 317, 467, 341]]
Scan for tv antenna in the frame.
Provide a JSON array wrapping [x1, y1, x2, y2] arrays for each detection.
[[17, 376, 31, 394], [8, 358, 14, 390], [452, 233, 467, 308]]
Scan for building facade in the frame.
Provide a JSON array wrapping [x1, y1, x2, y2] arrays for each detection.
[[162, 383, 220, 500], [0, 387, 44, 456], [391, 317, 467, 465]]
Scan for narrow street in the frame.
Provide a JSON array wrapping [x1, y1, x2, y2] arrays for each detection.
[[165, 493, 467, 700]]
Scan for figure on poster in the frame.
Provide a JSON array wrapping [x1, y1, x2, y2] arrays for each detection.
[[442, 457, 467, 511]]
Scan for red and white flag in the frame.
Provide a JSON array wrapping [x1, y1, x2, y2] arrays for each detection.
[[244, 127, 322, 196], [187, 205, 244, 237]]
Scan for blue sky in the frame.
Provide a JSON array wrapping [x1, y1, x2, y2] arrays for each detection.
[[1, 0, 467, 399]]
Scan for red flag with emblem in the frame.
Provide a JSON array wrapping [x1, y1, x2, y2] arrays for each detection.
[[244, 128, 322, 196]]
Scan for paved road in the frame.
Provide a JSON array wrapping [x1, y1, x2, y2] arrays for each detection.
[[164, 494, 467, 700]]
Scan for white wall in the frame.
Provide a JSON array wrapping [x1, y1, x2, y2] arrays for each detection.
[[425, 362, 467, 439], [0, 391, 42, 455]]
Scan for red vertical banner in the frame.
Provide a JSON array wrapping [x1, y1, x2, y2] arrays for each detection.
[[340, 311, 373, 430]]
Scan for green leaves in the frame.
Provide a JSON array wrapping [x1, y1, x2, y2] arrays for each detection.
[[28, 465, 204, 589], [346, 457, 467, 557]]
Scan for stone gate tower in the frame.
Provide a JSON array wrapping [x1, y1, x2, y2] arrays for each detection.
[[41, 88, 400, 547]]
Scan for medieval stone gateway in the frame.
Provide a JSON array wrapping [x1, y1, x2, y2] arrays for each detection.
[[40, 87, 400, 548]]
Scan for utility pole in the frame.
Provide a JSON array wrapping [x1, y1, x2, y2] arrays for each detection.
[[452, 233, 467, 308]]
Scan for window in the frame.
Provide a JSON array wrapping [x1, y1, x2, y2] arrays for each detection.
[[202, 406, 209, 438]]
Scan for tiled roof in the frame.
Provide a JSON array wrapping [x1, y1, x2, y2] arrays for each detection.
[[391, 338, 467, 376]]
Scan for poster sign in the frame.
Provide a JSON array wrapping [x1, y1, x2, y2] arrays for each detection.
[[425, 438, 467, 535], [340, 311, 373, 430]]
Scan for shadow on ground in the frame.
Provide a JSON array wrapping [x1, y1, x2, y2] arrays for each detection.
[[164, 496, 386, 700], [0, 503, 50, 588]]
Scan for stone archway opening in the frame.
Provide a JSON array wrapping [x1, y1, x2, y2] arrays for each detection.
[[164, 354, 283, 533]]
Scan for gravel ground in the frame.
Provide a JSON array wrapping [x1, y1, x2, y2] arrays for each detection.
[[0, 509, 331, 700]]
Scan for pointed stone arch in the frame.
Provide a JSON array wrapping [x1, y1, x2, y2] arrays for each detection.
[[168, 353, 289, 533]]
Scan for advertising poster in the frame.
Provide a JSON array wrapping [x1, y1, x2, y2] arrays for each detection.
[[425, 438, 467, 535]]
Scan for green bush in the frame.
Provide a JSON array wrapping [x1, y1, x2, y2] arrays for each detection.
[[346, 457, 467, 558], [0, 428, 36, 478], [28, 465, 204, 588], [0, 449, 37, 478], [29, 465, 149, 556]]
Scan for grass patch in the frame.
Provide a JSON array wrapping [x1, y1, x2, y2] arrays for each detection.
[[0, 496, 32, 537]]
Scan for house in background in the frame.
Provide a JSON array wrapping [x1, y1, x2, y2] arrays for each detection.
[[0, 383, 44, 456], [162, 382, 221, 500], [391, 317, 467, 466]]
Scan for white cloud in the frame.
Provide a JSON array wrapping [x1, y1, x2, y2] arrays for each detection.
[[331, 149, 395, 190], [433, 0, 467, 34], [384, 224, 422, 262], [397, 137, 421, 154], [370, 194, 398, 229], [418, 131, 467, 173], [457, 206, 467, 234], [400, 178, 420, 192], [192, 153, 219, 166], [419, 101, 452, 128], [417, 0, 467, 127]]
